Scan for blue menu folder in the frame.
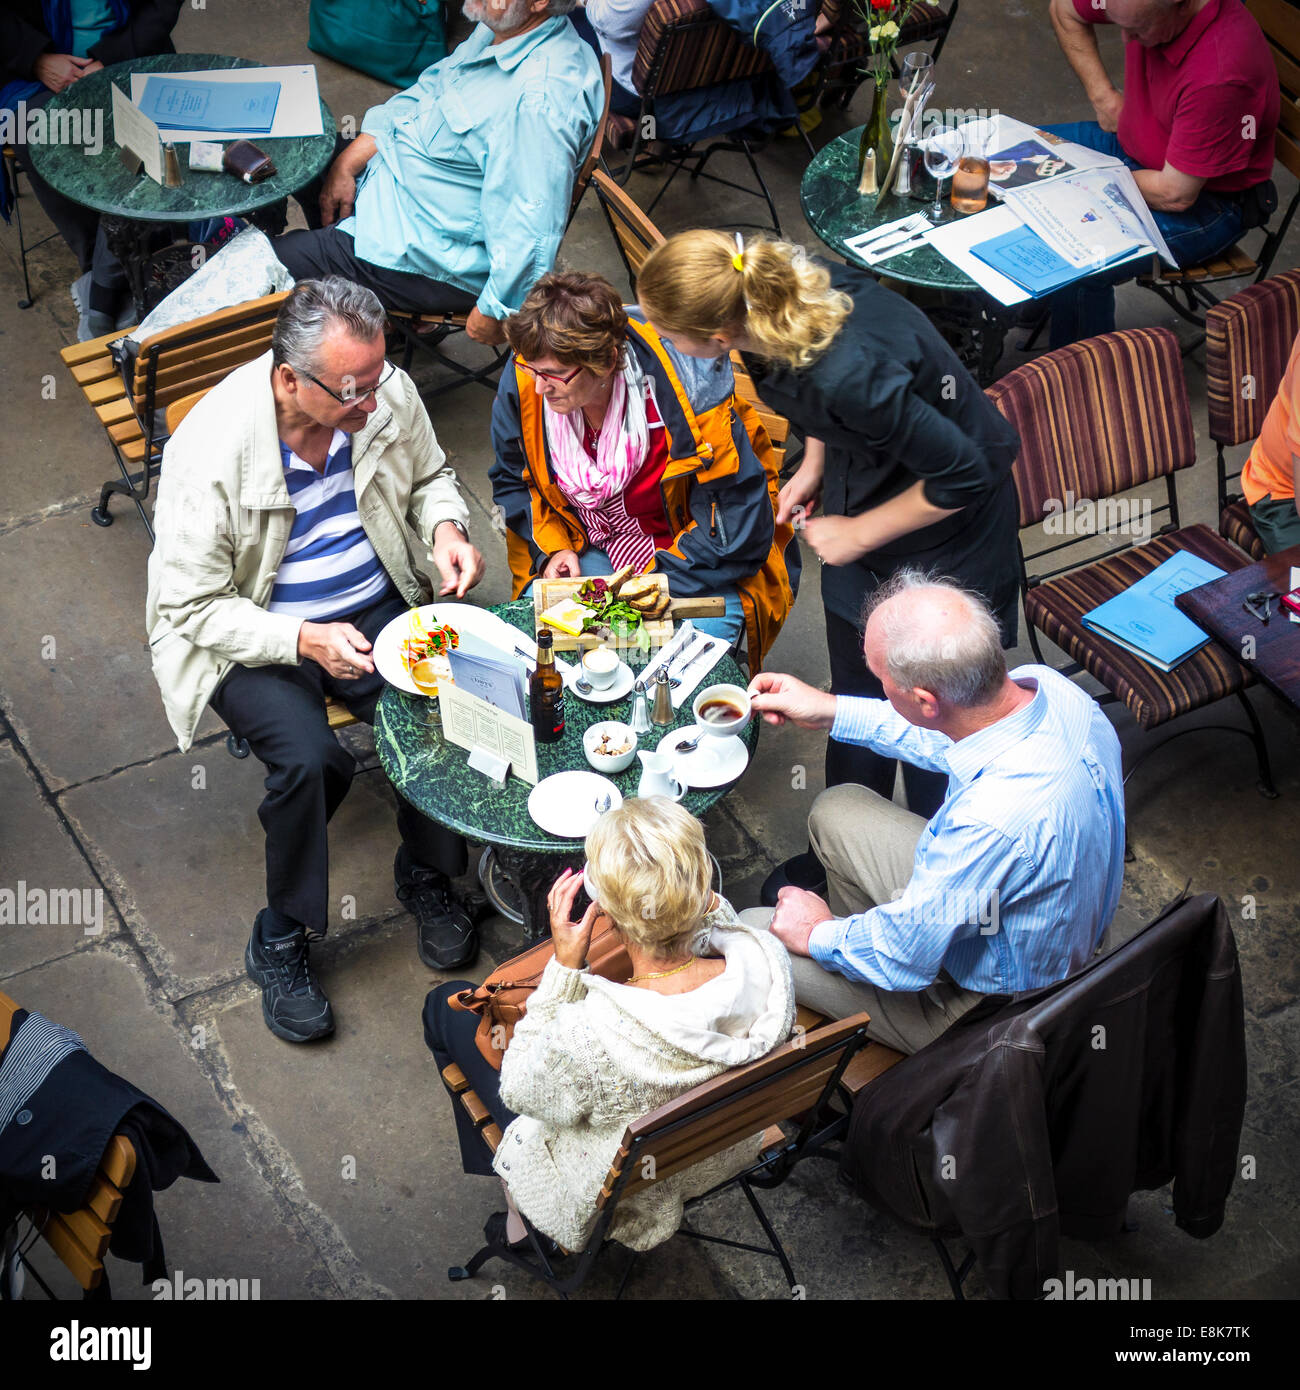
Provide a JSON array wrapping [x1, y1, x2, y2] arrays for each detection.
[[969, 225, 1092, 297], [1081, 551, 1226, 672], [446, 632, 528, 720], [138, 76, 281, 134]]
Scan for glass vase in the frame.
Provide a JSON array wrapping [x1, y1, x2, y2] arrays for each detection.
[[856, 78, 894, 196]]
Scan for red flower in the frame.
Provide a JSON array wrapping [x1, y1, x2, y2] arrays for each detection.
[[871, 0, 893, 8]]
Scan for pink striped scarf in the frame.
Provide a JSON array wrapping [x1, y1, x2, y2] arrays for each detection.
[[543, 352, 649, 508]]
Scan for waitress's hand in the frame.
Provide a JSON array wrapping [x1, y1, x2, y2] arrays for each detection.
[[802, 514, 871, 567], [548, 868, 600, 970], [776, 469, 821, 527]]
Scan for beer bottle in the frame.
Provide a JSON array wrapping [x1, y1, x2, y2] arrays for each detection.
[[530, 627, 566, 744]]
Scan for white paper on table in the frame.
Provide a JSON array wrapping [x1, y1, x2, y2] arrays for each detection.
[[669, 635, 730, 710], [974, 114, 1121, 201], [440, 682, 539, 785], [922, 207, 1031, 306], [1003, 167, 1172, 270], [110, 83, 162, 183], [130, 65, 323, 142]]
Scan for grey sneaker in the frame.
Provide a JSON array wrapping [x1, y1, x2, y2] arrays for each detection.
[[244, 911, 335, 1043]]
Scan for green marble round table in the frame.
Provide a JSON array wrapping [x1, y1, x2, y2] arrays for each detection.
[[801, 128, 1020, 384], [374, 600, 760, 941], [27, 53, 336, 221]]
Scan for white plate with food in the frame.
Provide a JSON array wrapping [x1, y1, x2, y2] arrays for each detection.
[[527, 771, 623, 839], [656, 724, 750, 789], [373, 603, 512, 696]]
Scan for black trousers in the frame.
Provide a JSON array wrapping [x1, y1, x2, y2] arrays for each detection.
[[208, 590, 466, 934], [423, 982, 518, 1178]]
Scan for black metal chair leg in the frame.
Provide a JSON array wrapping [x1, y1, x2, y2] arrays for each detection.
[[932, 1237, 975, 1300], [739, 1177, 797, 1290], [9, 154, 35, 310]]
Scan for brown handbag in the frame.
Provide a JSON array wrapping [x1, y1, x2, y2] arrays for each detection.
[[448, 926, 631, 1069]]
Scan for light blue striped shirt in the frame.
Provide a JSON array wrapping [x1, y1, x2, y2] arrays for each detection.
[[336, 18, 602, 321], [268, 431, 390, 622], [809, 665, 1126, 995]]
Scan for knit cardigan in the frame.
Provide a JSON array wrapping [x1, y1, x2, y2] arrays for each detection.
[[493, 902, 796, 1252]]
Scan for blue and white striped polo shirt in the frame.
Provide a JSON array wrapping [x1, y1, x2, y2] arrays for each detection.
[[268, 429, 391, 622]]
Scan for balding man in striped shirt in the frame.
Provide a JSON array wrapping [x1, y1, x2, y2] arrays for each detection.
[[742, 571, 1126, 1055]]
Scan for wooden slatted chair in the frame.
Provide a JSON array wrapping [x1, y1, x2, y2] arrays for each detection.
[[2, 144, 58, 310], [444, 1012, 871, 1295], [0, 991, 138, 1299], [58, 290, 289, 539], [1137, 0, 1300, 331], [160, 390, 363, 757], [815, 0, 961, 111], [385, 54, 613, 400], [603, 0, 789, 231], [1204, 268, 1300, 560], [985, 327, 1276, 798]]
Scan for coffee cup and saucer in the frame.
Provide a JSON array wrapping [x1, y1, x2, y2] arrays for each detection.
[[656, 683, 752, 788], [573, 645, 635, 703]]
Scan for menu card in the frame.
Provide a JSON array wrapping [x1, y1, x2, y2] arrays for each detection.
[[440, 683, 538, 785]]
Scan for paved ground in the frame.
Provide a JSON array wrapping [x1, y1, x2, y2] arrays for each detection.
[[1, 2, 1297, 1302]]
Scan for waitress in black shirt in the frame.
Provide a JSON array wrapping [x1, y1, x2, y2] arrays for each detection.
[[637, 230, 1021, 902]]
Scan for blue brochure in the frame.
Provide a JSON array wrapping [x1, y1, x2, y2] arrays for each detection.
[[969, 225, 1091, 297], [446, 632, 528, 721], [1081, 551, 1226, 672], [138, 77, 281, 134]]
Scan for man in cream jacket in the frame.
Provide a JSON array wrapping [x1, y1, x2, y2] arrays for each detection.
[[146, 277, 486, 1043]]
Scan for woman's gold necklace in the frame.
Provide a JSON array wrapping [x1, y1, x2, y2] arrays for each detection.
[[627, 958, 697, 984]]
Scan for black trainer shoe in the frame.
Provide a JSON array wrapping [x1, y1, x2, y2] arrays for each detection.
[[759, 850, 829, 908], [244, 911, 335, 1043], [395, 852, 479, 971]]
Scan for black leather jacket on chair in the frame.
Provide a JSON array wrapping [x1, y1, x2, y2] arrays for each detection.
[[840, 893, 1247, 1300]]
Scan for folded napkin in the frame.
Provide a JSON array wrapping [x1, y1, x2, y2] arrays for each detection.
[[669, 633, 731, 710]]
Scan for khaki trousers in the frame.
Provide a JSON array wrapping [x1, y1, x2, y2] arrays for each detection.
[[742, 785, 985, 1055]]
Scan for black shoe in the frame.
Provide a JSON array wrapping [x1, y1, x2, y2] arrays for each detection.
[[396, 852, 479, 971], [244, 911, 335, 1043], [483, 1210, 560, 1257], [759, 850, 828, 908]]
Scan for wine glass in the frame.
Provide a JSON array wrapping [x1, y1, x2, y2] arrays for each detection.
[[923, 127, 964, 224], [898, 52, 933, 137]]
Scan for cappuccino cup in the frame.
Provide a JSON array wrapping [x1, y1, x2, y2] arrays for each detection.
[[582, 645, 619, 689]]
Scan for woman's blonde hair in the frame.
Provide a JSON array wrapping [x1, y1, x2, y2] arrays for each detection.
[[637, 229, 852, 371], [584, 797, 713, 960], [505, 269, 628, 375]]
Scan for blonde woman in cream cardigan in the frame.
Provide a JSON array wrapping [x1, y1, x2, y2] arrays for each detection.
[[425, 797, 795, 1255]]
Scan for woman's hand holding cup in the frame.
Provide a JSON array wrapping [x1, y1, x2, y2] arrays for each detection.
[[548, 867, 600, 969]]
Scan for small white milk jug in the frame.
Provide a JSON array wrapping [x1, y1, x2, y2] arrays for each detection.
[[636, 749, 684, 802]]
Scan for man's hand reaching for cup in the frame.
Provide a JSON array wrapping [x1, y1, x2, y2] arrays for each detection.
[[747, 672, 837, 731]]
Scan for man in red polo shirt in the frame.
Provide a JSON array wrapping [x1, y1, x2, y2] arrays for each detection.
[[1045, 0, 1279, 345]]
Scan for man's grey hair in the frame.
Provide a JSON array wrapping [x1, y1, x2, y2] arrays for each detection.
[[271, 276, 387, 375], [863, 570, 1007, 708]]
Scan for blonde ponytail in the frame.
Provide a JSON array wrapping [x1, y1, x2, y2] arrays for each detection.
[[638, 229, 852, 371]]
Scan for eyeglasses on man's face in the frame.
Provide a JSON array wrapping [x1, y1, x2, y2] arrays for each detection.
[[516, 357, 583, 386], [305, 359, 397, 406]]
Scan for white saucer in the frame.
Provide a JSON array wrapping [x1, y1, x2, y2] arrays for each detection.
[[656, 724, 750, 789], [573, 660, 635, 704], [528, 771, 623, 838]]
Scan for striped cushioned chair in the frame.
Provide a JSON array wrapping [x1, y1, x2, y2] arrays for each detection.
[[987, 327, 1275, 796], [1205, 268, 1300, 561]]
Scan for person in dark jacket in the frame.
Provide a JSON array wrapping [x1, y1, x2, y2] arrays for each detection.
[[637, 228, 1022, 901], [1, 0, 183, 331]]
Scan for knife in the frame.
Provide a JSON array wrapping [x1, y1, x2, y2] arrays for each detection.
[[669, 637, 720, 688], [870, 232, 931, 262], [847, 214, 927, 251]]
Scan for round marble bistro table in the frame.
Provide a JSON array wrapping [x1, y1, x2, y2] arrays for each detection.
[[800, 128, 1020, 386], [27, 53, 336, 314], [373, 600, 760, 943]]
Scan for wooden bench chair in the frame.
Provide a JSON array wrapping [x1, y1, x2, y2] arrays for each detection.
[[1136, 0, 1300, 335], [442, 1010, 877, 1296], [58, 290, 289, 539], [1204, 267, 1300, 561], [159, 390, 363, 756], [0, 990, 138, 1299], [385, 55, 612, 400], [2, 144, 59, 310]]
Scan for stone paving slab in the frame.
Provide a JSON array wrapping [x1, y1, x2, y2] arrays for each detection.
[[0, 740, 122, 978], [59, 746, 419, 1000], [6, 947, 331, 1300]]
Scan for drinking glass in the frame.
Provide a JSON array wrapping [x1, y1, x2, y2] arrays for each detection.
[[923, 127, 964, 223], [896, 53, 934, 196]]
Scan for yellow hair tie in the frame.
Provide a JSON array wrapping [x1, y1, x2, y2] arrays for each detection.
[[731, 251, 744, 272]]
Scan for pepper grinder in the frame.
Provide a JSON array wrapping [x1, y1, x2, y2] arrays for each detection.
[[651, 667, 674, 727], [628, 678, 652, 734]]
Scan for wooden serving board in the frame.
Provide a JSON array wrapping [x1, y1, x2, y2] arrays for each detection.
[[535, 575, 674, 651]]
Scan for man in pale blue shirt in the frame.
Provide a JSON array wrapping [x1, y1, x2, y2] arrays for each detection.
[[274, 0, 602, 345], [742, 571, 1126, 1054]]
